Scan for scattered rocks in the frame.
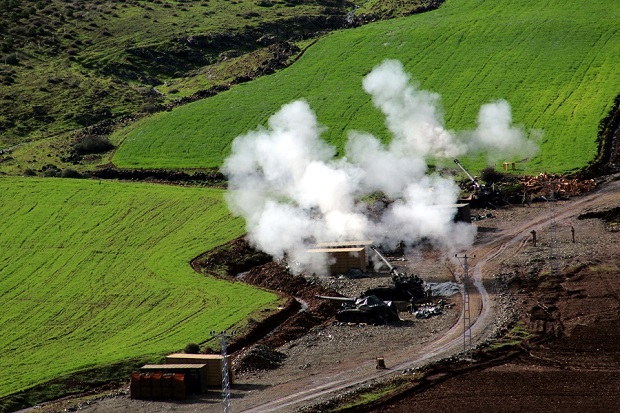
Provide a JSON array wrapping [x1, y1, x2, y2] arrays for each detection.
[[233, 345, 287, 373]]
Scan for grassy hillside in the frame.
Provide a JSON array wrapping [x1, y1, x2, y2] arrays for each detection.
[[112, 0, 620, 174], [0, 0, 438, 147], [0, 177, 278, 399], [0, 0, 357, 146]]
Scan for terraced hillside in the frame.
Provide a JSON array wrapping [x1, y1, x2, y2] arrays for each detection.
[[113, 0, 620, 174], [0, 178, 278, 401]]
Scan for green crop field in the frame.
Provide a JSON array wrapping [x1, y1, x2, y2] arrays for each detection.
[[112, 0, 620, 174], [0, 177, 278, 398]]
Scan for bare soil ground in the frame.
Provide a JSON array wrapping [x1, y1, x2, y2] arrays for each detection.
[[23, 177, 620, 413], [365, 178, 620, 413]]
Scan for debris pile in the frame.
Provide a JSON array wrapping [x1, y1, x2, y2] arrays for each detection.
[[233, 345, 287, 374], [412, 301, 447, 319], [519, 173, 596, 198]]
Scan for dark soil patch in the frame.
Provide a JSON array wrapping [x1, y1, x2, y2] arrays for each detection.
[[192, 237, 273, 278], [231, 261, 342, 349]]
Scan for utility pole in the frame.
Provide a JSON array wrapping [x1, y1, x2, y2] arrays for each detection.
[[455, 254, 474, 359], [211, 330, 235, 413], [548, 180, 559, 276]]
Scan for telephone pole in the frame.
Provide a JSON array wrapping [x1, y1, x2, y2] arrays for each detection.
[[211, 330, 235, 413], [548, 180, 559, 276], [455, 254, 473, 359]]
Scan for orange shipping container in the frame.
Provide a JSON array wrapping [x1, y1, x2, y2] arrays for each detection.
[[129, 373, 141, 399]]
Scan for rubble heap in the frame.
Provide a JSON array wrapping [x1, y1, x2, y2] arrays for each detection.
[[519, 173, 596, 198], [233, 345, 287, 374]]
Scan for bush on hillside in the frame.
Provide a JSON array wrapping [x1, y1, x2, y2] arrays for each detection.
[[184, 343, 200, 354], [61, 168, 82, 179], [41, 164, 61, 177], [481, 167, 504, 184], [73, 135, 114, 156]]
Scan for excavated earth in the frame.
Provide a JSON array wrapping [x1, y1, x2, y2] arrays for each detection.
[[23, 175, 620, 413]]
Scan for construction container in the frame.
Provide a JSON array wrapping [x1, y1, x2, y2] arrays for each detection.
[[315, 240, 373, 266], [130, 373, 141, 399], [314, 240, 373, 249], [165, 353, 233, 386], [172, 373, 185, 400], [140, 372, 153, 399], [141, 364, 207, 395], [150, 372, 163, 399], [131, 371, 186, 400], [307, 247, 366, 276], [161, 373, 173, 399]]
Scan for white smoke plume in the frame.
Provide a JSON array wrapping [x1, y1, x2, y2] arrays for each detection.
[[223, 59, 539, 275], [466, 99, 541, 163]]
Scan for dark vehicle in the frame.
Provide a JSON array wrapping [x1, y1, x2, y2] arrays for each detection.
[[366, 246, 427, 302], [453, 158, 505, 208], [316, 295, 400, 324]]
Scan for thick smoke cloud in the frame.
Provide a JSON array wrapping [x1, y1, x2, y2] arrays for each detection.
[[223, 59, 539, 274], [466, 99, 541, 163]]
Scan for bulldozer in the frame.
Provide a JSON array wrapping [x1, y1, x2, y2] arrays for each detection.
[[316, 294, 400, 324]]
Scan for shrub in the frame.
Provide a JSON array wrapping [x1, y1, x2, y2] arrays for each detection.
[[61, 168, 82, 179], [41, 164, 61, 177], [5, 53, 19, 65], [138, 103, 162, 114], [73, 135, 114, 155], [184, 343, 200, 354], [480, 166, 504, 184]]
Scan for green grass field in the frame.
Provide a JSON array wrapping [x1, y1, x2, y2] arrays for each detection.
[[0, 177, 278, 398], [112, 0, 620, 174]]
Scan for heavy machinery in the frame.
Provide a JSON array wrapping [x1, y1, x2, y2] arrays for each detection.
[[366, 245, 427, 302], [315, 294, 400, 324], [453, 158, 484, 197], [316, 247, 431, 324], [453, 159, 504, 208]]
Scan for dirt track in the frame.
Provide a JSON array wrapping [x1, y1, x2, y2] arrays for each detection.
[[28, 177, 620, 413]]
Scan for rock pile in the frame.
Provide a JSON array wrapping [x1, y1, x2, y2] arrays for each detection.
[[233, 345, 287, 374]]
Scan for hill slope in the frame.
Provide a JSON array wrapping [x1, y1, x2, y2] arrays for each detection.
[[0, 0, 354, 146], [0, 177, 277, 399], [112, 0, 620, 174], [0, 0, 440, 148]]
